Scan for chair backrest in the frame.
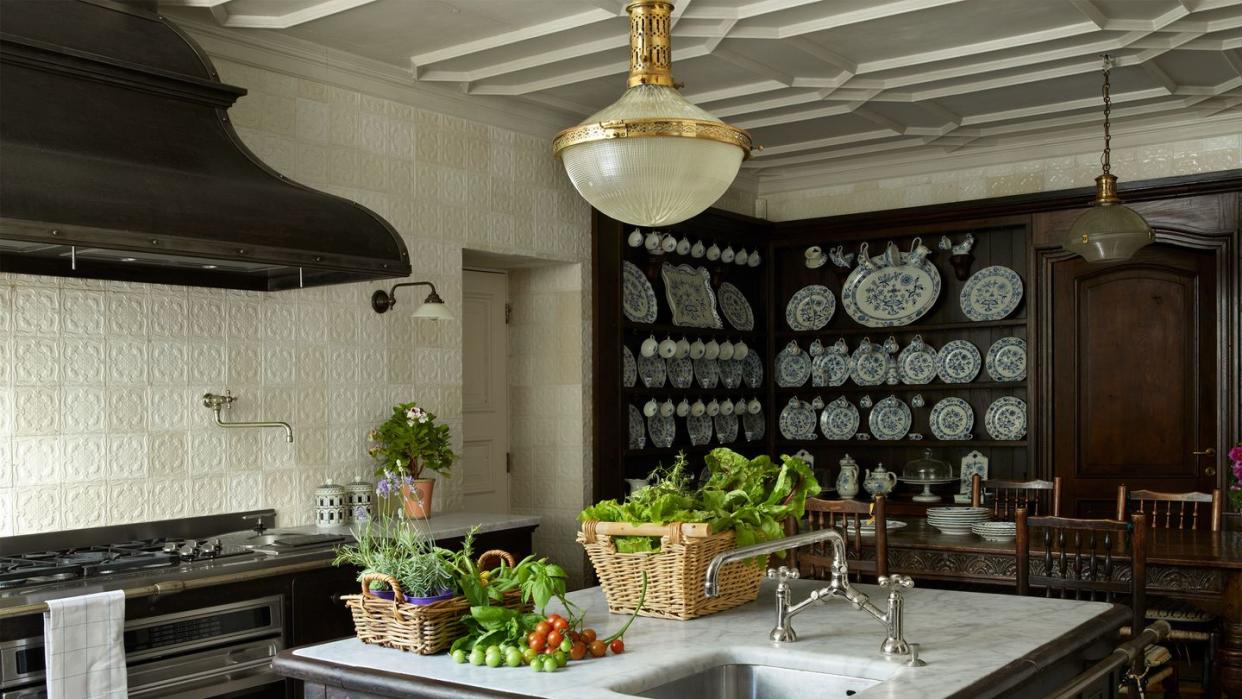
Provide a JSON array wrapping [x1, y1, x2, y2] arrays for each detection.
[[1116, 485, 1222, 532], [1016, 510, 1147, 634], [798, 496, 888, 579], [972, 474, 1062, 520]]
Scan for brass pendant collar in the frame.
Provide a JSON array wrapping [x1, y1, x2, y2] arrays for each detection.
[[626, 1, 675, 88]]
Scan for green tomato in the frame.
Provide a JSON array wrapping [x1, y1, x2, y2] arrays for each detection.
[[553, 650, 568, 668], [530, 656, 546, 672], [505, 649, 523, 667], [451, 649, 467, 664], [499, 643, 514, 655], [468, 648, 485, 666], [559, 638, 573, 653], [485, 645, 501, 657], [486, 653, 502, 668], [522, 647, 538, 663]]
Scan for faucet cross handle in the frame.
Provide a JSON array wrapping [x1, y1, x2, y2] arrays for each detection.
[[767, 566, 800, 583], [877, 574, 914, 591]]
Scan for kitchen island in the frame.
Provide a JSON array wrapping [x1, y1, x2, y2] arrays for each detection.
[[275, 578, 1128, 698]]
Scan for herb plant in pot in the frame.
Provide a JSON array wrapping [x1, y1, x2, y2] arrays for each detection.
[[369, 402, 455, 519], [333, 516, 457, 605]]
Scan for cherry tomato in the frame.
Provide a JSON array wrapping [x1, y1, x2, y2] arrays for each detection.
[[569, 642, 587, 661], [589, 640, 606, 658], [581, 628, 597, 644], [547, 630, 563, 649], [610, 639, 625, 654], [534, 620, 552, 636], [527, 633, 546, 652], [551, 617, 570, 633], [547, 613, 564, 624]]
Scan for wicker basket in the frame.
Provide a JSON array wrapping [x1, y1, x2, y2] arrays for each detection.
[[342, 549, 528, 655], [578, 521, 764, 621]]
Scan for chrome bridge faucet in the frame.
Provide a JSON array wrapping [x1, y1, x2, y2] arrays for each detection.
[[704, 528, 924, 663]]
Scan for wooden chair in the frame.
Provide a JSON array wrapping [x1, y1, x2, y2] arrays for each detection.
[[1116, 485, 1222, 695], [796, 495, 888, 581], [972, 474, 1062, 520], [1017, 511, 1175, 695], [1117, 485, 1222, 532]]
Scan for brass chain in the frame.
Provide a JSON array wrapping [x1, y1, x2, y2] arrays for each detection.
[[1100, 54, 1113, 175]]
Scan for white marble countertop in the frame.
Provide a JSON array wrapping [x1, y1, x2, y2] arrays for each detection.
[[282, 511, 541, 541], [287, 578, 1124, 698]]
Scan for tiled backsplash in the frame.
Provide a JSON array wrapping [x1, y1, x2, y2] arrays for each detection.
[[0, 53, 593, 537]]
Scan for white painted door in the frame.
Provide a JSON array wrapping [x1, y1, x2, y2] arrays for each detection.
[[461, 269, 510, 512]]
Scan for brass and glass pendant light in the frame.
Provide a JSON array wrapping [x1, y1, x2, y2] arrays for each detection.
[[552, 1, 753, 227], [1064, 55, 1155, 262]]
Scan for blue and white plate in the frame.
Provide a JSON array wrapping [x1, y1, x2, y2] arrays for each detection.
[[960, 265, 1023, 321], [648, 413, 676, 449], [819, 397, 859, 440], [622, 346, 637, 388], [622, 261, 657, 323], [868, 395, 912, 441], [850, 340, 888, 386], [714, 414, 739, 444], [667, 357, 694, 389], [776, 342, 812, 388], [985, 396, 1027, 440], [717, 282, 755, 331], [687, 414, 713, 446], [937, 340, 980, 384], [741, 351, 764, 389], [779, 398, 817, 440], [985, 337, 1027, 382], [719, 359, 743, 389], [841, 242, 941, 327], [638, 353, 667, 388], [929, 397, 974, 441], [693, 357, 719, 389], [661, 263, 722, 329], [628, 405, 646, 449], [743, 411, 765, 442], [785, 285, 836, 331], [897, 336, 937, 385]]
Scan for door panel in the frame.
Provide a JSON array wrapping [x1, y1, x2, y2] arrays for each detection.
[[1052, 244, 1217, 517], [462, 269, 509, 513]]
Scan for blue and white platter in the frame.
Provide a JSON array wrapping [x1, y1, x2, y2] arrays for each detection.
[[622, 261, 658, 324]]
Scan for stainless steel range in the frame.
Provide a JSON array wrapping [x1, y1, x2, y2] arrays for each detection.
[[0, 510, 349, 698]]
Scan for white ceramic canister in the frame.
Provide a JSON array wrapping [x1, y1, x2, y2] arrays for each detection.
[[344, 476, 374, 523], [315, 479, 347, 527]]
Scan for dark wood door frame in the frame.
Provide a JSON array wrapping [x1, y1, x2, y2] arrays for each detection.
[[1034, 194, 1240, 500]]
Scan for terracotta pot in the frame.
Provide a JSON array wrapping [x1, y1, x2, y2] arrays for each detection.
[[401, 479, 435, 519]]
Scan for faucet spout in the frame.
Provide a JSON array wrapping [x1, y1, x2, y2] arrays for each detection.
[[203, 392, 294, 443], [704, 528, 849, 598]]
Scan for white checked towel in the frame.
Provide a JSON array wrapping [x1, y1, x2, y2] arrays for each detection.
[[42, 590, 128, 699]]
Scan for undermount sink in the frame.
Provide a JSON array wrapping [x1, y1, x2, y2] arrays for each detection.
[[241, 534, 284, 547], [235, 532, 347, 550], [630, 663, 881, 699]]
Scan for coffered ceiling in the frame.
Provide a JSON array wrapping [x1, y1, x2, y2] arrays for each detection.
[[165, 0, 1242, 188]]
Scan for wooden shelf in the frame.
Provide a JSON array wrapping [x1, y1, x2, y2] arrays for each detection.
[[623, 321, 761, 339], [775, 317, 1027, 338], [624, 387, 766, 397], [773, 382, 1025, 393], [624, 443, 763, 457], [774, 439, 1027, 448]]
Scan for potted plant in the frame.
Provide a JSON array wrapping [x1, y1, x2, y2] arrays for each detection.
[[369, 402, 455, 518], [333, 515, 456, 604]]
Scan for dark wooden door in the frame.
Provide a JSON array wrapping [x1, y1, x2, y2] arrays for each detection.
[[1051, 243, 1218, 517]]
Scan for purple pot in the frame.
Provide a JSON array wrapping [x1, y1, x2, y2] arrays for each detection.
[[368, 588, 454, 605]]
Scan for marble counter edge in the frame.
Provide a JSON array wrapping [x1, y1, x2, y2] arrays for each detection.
[[282, 513, 542, 540]]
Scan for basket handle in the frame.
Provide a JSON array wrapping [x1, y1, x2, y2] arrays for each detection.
[[359, 572, 404, 620], [477, 549, 517, 570], [581, 520, 712, 544]]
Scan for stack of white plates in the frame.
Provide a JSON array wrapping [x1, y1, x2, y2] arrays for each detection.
[[971, 521, 1016, 542], [926, 506, 989, 535]]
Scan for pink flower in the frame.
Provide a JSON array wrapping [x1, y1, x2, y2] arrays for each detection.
[[1229, 445, 1242, 463]]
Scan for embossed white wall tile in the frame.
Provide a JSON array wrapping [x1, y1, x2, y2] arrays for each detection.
[[106, 293, 147, 336], [14, 436, 61, 485], [264, 303, 297, 342], [326, 306, 356, 345], [148, 478, 189, 520], [0, 286, 10, 334], [61, 338, 104, 385], [149, 432, 187, 478], [229, 472, 263, 511], [227, 344, 263, 386], [13, 287, 59, 336], [263, 430, 296, 471], [15, 387, 61, 436], [14, 337, 59, 385], [295, 427, 327, 467], [64, 481, 108, 529], [107, 434, 148, 480], [63, 435, 107, 482], [61, 290, 105, 336], [226, 430, 263, 472], [263, 346, 296, 385], [187, 298, 225, 339], [0, 489, 12, 536], [295, 97, 328, 143], [327, 347, 358, 385], [296, 346, 327, 385], [62, 386, 105, 434], [15, 486, 60, 533], [148, 294, 188, 337], [107, 339, 148, 385], [186, 343, 227, 384], [227, 300, 262, 339], [188, 431, 227, 476], [297, 305, 328, 344], [106, 387, 148, 432], [149, 341, 187, 385], [108, 480, 149, 524]]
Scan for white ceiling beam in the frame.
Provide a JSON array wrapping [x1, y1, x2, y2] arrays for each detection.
[[464, 45, 713, 95], [750, 129, 902, 157], [678, 0, 824, 21], [1140, 59, 1181, 93], [858, 21, 1101, 73], [417, 35, 627, 82], [852, 106, 909, 134], [214, 0, 381, 29], [1068, 0, 1109, 28], [726, 0, 973, 40], [410, 8, 617, 70], [712, 48, 795, 86]]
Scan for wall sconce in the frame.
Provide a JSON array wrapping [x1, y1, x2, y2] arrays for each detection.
[[370, 281, 453, 319]]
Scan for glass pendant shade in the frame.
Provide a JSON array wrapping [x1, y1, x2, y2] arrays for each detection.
[[1066, 193, 1155, 262], [553, 1, 751, 228]]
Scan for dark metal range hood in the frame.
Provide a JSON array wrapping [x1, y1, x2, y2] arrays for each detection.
[[0, 0, 411, 290]]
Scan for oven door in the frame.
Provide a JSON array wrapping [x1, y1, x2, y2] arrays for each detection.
[[127, 636, 284, 698]]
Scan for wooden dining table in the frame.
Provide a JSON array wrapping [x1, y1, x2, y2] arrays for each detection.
[[839, 520, 1242, 693]]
